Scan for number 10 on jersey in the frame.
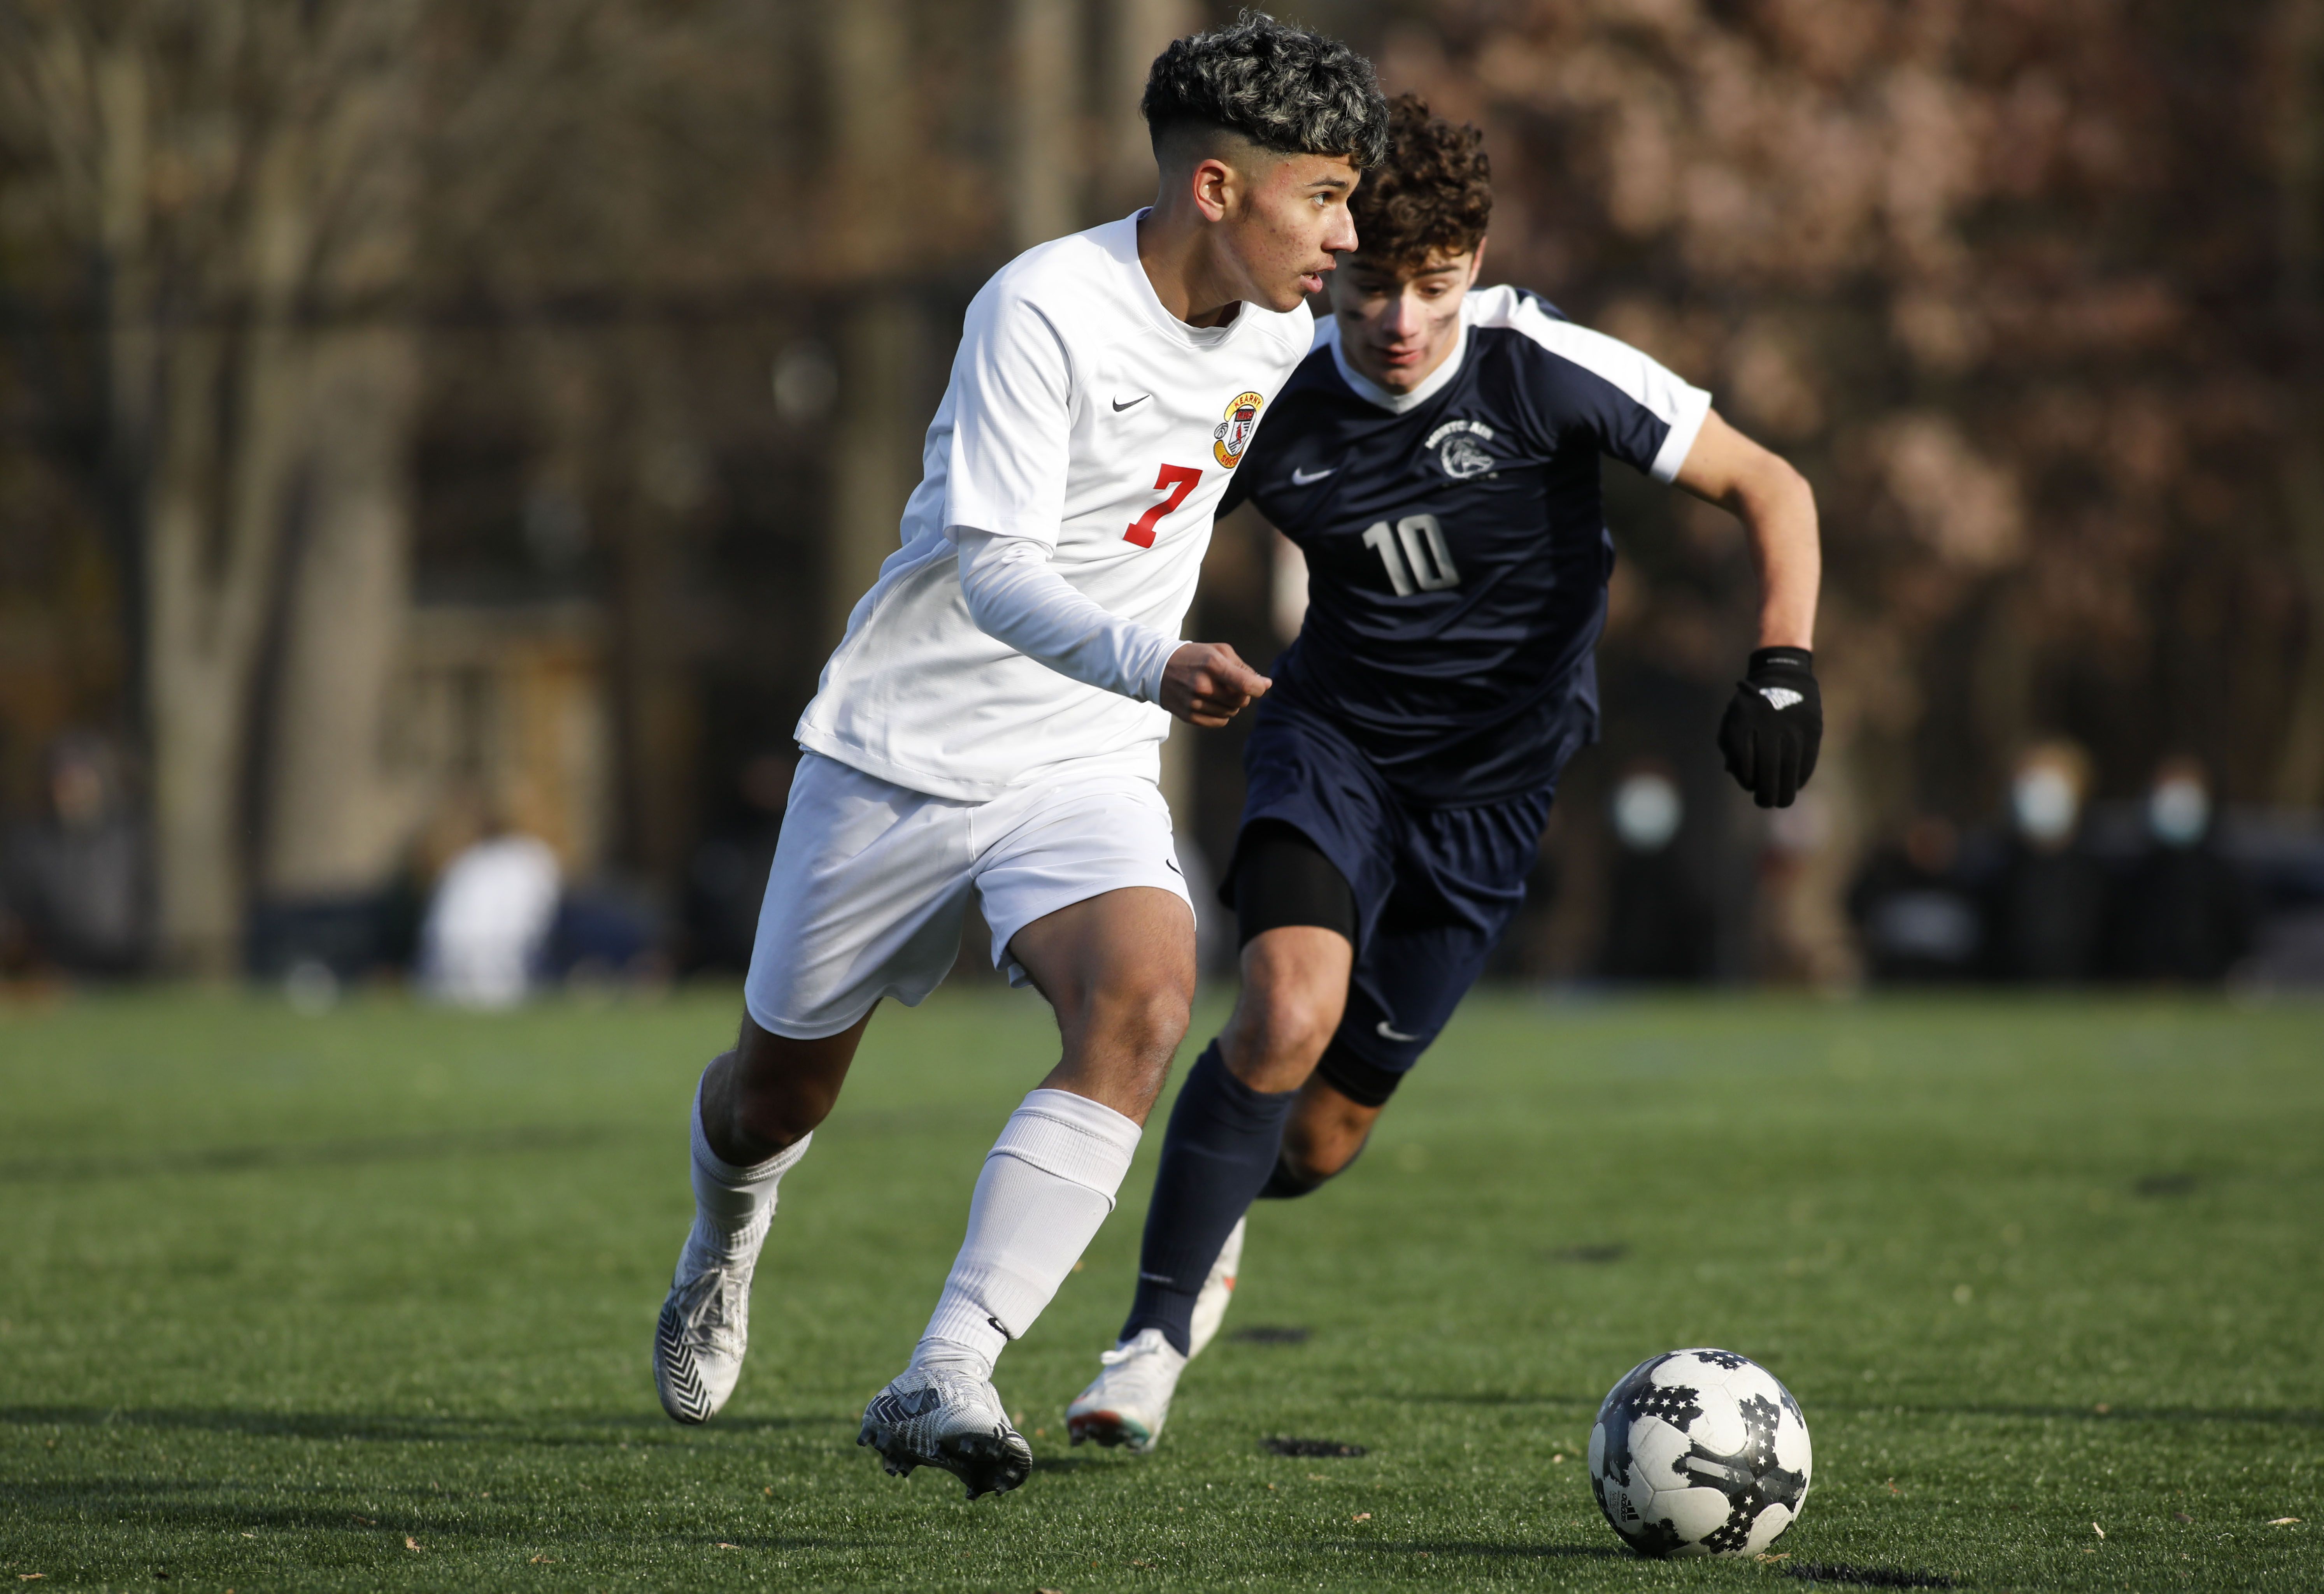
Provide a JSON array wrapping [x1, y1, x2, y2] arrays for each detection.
[[1125, 464, 1202, 548], [1364, 513, 1461, 594]]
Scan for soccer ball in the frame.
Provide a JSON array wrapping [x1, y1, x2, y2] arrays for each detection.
[[1587, 1348, 1812, 1558]]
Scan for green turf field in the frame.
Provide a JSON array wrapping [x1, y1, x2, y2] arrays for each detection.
[[2, 987, 2318, 1591]]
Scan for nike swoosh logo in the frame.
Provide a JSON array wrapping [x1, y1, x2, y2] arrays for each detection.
[[1291, 465, 1336, 485], [1376, 1020, 1421, 1043], [1113, 393, 1151, 411], [1164, 858, 1183, 876]]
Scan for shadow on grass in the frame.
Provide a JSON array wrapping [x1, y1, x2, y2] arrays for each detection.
[[1, 1405, 829, 1446], [0, 1125, 631, 1183]]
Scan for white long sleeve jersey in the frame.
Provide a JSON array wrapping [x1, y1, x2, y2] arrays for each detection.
[[795, 212, 1315, 801]]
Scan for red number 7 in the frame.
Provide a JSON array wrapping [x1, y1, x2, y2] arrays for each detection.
[[1124, 464, 1203, 548]]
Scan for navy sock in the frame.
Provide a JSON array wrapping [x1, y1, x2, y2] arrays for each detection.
[[1121, 1041, 1295, 1355]]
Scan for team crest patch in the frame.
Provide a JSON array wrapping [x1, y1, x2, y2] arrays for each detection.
[[1426, 417, 1498, 480], [1213, 390, 1266, 469]]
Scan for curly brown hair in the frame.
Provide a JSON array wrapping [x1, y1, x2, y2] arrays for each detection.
[[1347, 94, 1492, 269]]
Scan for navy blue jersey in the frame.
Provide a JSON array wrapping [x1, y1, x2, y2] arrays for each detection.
[[1222, 286, 1711, 806]]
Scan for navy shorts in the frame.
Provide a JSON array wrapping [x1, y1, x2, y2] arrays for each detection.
[[1224, 704, 1555, 1104]]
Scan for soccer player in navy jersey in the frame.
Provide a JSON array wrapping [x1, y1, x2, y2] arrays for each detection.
[[1068, 95, 1824, 1451]]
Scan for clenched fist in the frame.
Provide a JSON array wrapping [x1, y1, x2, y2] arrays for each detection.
[[1718, 646, 1822, 808], [1161, 643, 1271, 728]]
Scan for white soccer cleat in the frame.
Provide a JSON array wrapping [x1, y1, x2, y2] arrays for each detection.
[[652, 1225, 764, 1425], [1066, 1327, 1190, 1453], [858, 1366, 1034, 1501], [1185, 1215, 1245, 1361]]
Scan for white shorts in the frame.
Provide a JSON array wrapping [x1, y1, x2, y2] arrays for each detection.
[[744, 751, 1193, 1039]]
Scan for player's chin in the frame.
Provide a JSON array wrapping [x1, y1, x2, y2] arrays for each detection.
[[1269, 274, 1324, 310]]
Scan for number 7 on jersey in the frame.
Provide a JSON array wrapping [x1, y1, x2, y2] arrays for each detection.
[[1124, 464, 1203, 548]]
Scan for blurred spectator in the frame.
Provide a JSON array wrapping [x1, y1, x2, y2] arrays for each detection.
[[1599, 764, 1714, 981], [682, 751, 794, 974], [550, 879, 665, 989], [2, 732, 151, 976], [1984, 741, 2108, 983], [417, 822, 561, 1007], [2108, 758, 2252, 982], [1849, 815, 1981, 981]]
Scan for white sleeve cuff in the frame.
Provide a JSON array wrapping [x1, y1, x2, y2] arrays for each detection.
[[1649, 384, 1713, 484]]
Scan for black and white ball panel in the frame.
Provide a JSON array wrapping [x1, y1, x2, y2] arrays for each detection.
[[1587, 1348, 1812, 1559]]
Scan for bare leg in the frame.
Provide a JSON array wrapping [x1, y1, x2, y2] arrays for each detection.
[[1216, 926, 1385, 1188], [1007, 885, 1198, 1122], [655, 1009, 872, 1428], [1217, 924, 1354, 1090], [700, 1008, 874, 1167], [1101, 923, 1355, 1365], [862, 886, 1200, 1497], [1279, 1072, 1385, 1184]]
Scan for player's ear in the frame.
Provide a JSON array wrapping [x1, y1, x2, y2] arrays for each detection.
[[1189, 155, 1235, 223], [1466, 236, 1488, 286]]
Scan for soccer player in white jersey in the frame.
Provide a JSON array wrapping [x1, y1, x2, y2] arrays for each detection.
[[650, 16, 1391, 1501]]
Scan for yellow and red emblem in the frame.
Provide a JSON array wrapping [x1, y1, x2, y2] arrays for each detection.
[[1212, 390, 1266, 469]]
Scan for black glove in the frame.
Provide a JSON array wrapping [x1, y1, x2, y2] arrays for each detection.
[[1719, 646, 1821, 808]]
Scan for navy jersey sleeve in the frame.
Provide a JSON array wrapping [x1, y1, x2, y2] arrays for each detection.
[[1471, 288, 1712, 483]]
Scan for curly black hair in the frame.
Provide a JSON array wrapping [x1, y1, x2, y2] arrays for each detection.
[[1347, 94, 1493, 268], [1142, 11, 1389, 169]]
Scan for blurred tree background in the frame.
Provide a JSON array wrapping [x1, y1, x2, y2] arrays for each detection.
[[0, 0, 2318, 984]]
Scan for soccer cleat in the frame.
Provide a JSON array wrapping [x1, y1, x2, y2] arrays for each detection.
[[652, 1224, 764, 1425], [1185, 1215, 1245, 1361], [1065, 1327, 1190, 1453], [858, 1367, 1033, 1501]]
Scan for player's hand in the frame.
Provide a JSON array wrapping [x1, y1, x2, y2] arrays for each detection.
[[1718, 647, 1822, 808], [1161, 642, 1271, 728]]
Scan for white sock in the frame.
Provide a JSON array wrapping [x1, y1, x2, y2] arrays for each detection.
[[686, 1069, 812, 1264], [912, 1088, 1142, 1381]]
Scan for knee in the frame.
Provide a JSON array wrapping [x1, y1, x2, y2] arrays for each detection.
[[1112, 976, 1193, 1065], [1059, 962, 1191, 1066], [1224, 986, 1340, 1088], [1252, 991, 1342, 1069]]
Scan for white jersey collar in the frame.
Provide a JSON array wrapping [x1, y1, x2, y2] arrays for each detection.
[[1320, 298, 1473, 413]]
